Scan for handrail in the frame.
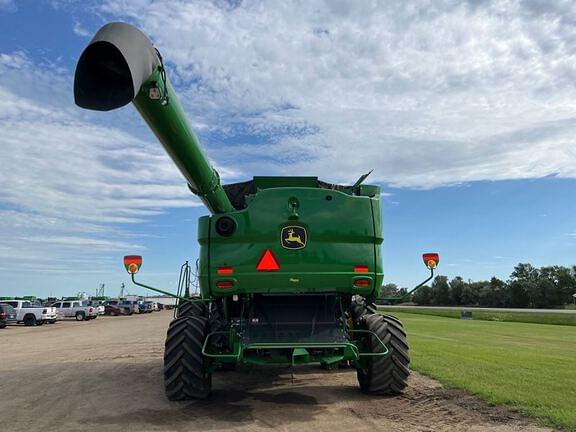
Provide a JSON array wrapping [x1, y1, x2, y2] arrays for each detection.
[[201, 328, 389, 360]]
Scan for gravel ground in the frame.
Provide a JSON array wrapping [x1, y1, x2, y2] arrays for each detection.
[[0, 310, 555, 432]]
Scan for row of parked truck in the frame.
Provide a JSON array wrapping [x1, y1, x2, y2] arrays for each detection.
[[0, 298, 165, 328]]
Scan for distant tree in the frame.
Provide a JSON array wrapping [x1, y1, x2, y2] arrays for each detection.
[[510, 263, 539, 307], [380, 283, 399, 297], [461, 281, 479, 306], [534, 267, 561, 308], [412, 285, 432, 305], [478, 277, 507, 307], [511, 263, 539, 281], [397, 262, 576, 309], [431, 276, 450, 305], [509, 280, 530, 308], [557, 266, 576, 304], [449, 276, 465, 305]]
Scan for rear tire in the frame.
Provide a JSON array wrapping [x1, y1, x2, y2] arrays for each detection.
[[357, 313, 410, 395], [23, 315, 36, 326], [351, 296, 378, 323], [164, 316, 211, 400], [75, 312, 85, 321], [177, 300, 207, 318]]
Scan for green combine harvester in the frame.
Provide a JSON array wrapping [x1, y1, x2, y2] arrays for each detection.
[[74, 22, 439, 400]]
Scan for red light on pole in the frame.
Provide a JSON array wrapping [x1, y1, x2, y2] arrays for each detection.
[[124, 255, 142, 274], [422, 253, 439, 270]]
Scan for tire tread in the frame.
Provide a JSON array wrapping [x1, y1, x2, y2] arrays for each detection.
[[164, 316, 211, 400], [357, 313, 410, 395]]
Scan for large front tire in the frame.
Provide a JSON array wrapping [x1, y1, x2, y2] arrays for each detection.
[[357, 313, 410, 395], [164, 316, 211, 400]]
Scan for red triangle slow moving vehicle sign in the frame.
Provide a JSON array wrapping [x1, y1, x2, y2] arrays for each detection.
[[257, 249, 280, 272]]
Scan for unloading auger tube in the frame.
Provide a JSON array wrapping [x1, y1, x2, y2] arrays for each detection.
[[74, 22, 234, 214]]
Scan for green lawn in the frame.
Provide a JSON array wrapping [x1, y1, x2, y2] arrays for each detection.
[[392, 312, 576, 431], [379, 307, 576, 326]]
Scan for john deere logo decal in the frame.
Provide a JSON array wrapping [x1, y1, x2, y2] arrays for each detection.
[[281, 226, 307, 250]]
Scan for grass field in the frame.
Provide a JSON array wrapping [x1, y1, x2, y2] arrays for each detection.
[[379, 307, 576, 326], [392, 312, 576, 431]]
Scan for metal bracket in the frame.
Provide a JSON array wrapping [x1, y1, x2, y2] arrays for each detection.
[[130, 273, 212, 303], [376, 267, 435, 303]]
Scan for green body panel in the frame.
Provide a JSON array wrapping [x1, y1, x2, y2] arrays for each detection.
[[200, 184, 383, 298], [197, 215, 212, 299]]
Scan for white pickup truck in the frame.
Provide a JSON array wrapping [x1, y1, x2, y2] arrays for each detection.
[[51, 300, 99, 321], [2, 300, 58, 326]]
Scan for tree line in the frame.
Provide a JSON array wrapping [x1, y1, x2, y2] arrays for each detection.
[[381, 263, 576, 308]]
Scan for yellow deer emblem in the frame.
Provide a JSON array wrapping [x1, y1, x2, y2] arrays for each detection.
[[285, 229, 305, 246], [281, 226, 307, 249]]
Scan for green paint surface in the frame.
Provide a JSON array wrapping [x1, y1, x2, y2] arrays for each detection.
[[394, 312, 576, 431], [206, 186, 382, 297]]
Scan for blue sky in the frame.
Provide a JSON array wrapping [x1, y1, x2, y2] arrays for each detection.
[[1, 0, 576, 298]]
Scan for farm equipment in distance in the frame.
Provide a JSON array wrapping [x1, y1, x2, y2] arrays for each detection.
[[74, 22, 439, 400]]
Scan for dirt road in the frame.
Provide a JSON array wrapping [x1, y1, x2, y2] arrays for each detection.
[[0, 311, 554, 432]]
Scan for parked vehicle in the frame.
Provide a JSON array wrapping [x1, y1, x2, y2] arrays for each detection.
[[119, 300, 140, 314], [87, 300, 106, 316], [0, 303, 17, 328], [137, 301, 147, 314], [2, 300, 58, 326], [142, 301, 155, 313], [104, 300, 133, 315], [104, 304, 131, 316], [51, 300, 99, 321]]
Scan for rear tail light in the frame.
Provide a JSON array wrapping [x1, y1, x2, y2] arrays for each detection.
[[216, 280, 235, 289], [354, 265, 369, 273], [217, 266, 234, 275], [353, 279, 371, 288], [0, 312, 6, 319]]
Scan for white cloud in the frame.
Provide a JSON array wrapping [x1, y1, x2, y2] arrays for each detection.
[[73, 21, 90, 37], [96, 0, 576, 186], [0, 51, 207, 274]]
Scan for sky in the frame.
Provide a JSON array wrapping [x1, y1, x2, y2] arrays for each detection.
[[1, 0, 576, 298]]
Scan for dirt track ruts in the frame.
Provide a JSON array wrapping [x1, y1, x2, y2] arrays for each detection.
[[0, 310, 555, 432]]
